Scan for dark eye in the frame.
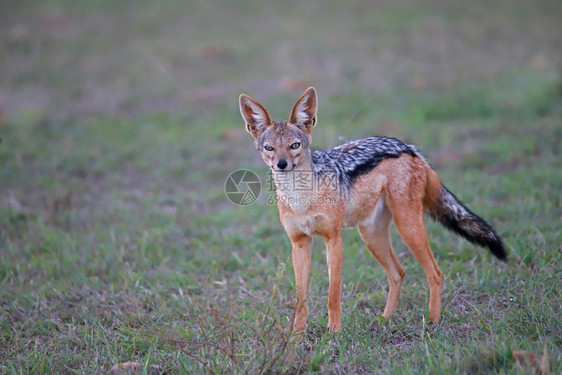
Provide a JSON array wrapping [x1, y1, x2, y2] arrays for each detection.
[[264, 145, 274, 151], [290, 142, 301, 150]]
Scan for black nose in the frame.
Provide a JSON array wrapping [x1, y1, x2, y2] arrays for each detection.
[[277, 159, 288, 170]]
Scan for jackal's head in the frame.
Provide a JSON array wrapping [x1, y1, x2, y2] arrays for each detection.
[[239, 87, 317, 172]]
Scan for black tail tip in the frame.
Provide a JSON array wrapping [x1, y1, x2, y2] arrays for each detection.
[[488, 239, 507, 261]]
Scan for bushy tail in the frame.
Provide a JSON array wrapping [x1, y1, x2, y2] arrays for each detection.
[[424, 170, 507, 260]]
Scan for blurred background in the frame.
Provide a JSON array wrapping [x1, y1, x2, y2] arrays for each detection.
[[1, 0, 561, 372], [2, 1, 561, 118]]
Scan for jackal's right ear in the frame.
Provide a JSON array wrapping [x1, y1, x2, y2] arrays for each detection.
[[239, 94, 273, 139]]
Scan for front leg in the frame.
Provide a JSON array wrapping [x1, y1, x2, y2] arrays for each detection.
[[324, 232, 343, 333], [290, 233, 313, 336]]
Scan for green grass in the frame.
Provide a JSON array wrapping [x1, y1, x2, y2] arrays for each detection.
[[1, 0, 561, 373]]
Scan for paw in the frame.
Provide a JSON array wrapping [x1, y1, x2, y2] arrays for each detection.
[[328, 318, 341, 333], [429, 312, 441, 324]]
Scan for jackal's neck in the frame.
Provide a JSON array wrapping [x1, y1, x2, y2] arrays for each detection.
[[297, 150, 314, 171]]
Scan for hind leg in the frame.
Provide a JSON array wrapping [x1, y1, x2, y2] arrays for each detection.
[[391, 202, 443, 323], [358, 203, 405, 319]]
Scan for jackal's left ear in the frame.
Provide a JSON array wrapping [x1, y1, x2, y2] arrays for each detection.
[[289, 87, 317, 134], [239, 94, 273, 139]]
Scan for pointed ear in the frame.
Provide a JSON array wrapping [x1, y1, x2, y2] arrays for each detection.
[[289, 87, 317, 134], [239, 94, 273, 139]]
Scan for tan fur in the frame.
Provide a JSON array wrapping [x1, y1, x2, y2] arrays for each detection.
[[240, 87, 448, 334]]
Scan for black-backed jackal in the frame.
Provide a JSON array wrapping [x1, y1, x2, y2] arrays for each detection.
[[239, 87, 506, 334]]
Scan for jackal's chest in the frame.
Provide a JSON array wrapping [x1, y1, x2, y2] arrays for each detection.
[[276, 189, 313, 215], [273, 170, 346, 235], [280, 211, 324, 237], [275, 189, 336, 236], [273, 171, 316, 214]]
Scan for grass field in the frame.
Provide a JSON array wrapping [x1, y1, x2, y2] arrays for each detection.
[[1, 0, 561, 373]]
